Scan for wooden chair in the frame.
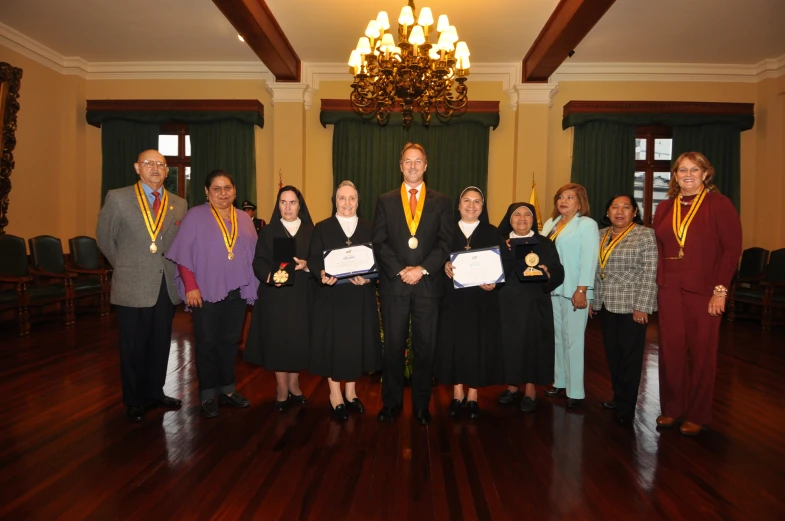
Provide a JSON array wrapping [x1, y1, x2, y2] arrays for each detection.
[[728, 247, 769, 325], [0, 234, 34, 335], [68, 236, 112, 316], [763, 248, 785, 329], [27, 235, 76, 326]]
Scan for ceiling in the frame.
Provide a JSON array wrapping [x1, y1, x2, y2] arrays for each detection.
[[1, 0, 784, 72]]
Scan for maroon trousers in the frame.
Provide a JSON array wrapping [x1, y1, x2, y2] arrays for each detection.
[[657, 286, 722, 425]]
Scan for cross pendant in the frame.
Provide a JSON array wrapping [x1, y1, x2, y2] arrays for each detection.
[[464, 244, 471, 250], [346, 238, 352, 246]]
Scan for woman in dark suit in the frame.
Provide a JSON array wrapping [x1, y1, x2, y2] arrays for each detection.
[[434, 187, 504, 420], [308, 181, 382, 421], [653, 152, 741, 435], [590, 193, 657, 426], [245, 185, 315, 412]]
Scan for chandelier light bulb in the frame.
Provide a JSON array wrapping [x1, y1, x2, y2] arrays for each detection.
[[454, 41, 470, 59], [348, 50, 361, 67], [376, 11, 391, 31], [409, 25, 426, 46], [436, 14, 450, 33], [458, 57, 470, 70], [365, 20, 381, 39], [357, 37, 372, 55], [429, 47, 441, 60], [437, 32, 454, 52], [398, 6, 415, 26], [380, 33, 396, 52], [445, 26, 459, 44], [418, 7, 434, 27]]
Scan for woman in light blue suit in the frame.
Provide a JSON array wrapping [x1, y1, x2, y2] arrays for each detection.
[[541, 183, 599, 408]]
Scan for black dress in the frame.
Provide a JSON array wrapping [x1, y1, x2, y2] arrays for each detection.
[[244, 219, 315, 371], [432, 221, 505, 388], [498, 234, 564, 385], [307, 217, 382, 381]]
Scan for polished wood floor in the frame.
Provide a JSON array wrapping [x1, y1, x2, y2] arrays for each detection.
[[0, 310, 783, 521]]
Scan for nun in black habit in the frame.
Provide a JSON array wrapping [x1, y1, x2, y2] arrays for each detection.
[[497, 202, 564, 412], [433, 186, 505, 420], [245, 185, 316, 412], [308, 181, 382, 421]]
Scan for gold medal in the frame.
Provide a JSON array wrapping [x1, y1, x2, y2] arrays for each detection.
[[273, 269, 289, 283], [135, 182, 168, 255], [209, 204, 238, 261], [671, 186, 707, 260], [524, 252, 544, 277], [408, 236, 418, 249], [598, 223, 636, 278], [401, 183, 426, 248]]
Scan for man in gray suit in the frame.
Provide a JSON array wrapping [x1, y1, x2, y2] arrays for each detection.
[[97, 149, 188, 421]]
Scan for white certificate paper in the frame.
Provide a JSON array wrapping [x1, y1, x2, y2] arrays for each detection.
[[323, 242, 378, 279], [451, 246, 505, 288]]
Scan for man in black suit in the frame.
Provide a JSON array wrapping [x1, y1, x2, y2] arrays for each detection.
[[241, 200, 266, 235], [372, 143, 453, 425]]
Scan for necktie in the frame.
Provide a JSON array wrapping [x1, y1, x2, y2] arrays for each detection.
[[152, 191, 161, 219], [409, 188, 418, 219]]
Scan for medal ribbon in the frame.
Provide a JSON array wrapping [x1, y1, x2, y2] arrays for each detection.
[[400, 183, 427, 236], [548, 220, 568, 242], [672, 185, 707, 254], [135, 182, 169, 245], [598, 223, 636, 275], [209, 204, 238, 256]]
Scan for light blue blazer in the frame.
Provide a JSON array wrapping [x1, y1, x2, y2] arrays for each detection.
[[542, 215, 599, 299]]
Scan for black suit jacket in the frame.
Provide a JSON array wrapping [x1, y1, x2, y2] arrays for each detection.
[[372, 187, 454, 297]]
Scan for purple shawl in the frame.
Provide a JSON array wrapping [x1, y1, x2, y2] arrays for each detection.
[[166, 203, 259, 305]]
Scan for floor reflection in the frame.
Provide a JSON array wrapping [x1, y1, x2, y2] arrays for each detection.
[[550, 406, 586, 518]]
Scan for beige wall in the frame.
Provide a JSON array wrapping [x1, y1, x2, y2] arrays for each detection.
[[2, 39, 782, 252]]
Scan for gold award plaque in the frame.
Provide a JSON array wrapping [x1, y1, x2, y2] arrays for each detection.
[[524, 252, 544, 277]]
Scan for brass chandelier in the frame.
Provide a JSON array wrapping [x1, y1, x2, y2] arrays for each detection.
[[348, 0, 471, 128]]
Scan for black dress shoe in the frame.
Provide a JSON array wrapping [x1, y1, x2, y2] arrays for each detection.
[[344, 396, 365, 414], [146, 395, 183, 409], [602, 400, 617, 410], [519, 396, 537, 413], [498, 389, 521, 405], [288, 392, 307, 405], [447, 398, 466, 417], [414, 409, 431, 426], [274, 398, 290, 412], [126, 406, 145, 422], [544, 387, 565, 398], [467, 401, 480, 420], [200, 399, 219, 418], [220, 392, 250, 408], [330, 402, 349, 421], [377, 406, 402, 422], [566, 397, 583, 409]]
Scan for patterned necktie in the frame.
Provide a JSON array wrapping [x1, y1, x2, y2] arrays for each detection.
[[152, 191, 161, 219], [409, 188, 418, 218]]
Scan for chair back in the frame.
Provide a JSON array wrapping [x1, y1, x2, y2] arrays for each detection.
[[738, 247, 769, 279], [767, 248, 785, 285], [28, 235, 66, 274], [69, 236, 101, 270], [0, 235, 29, 277]]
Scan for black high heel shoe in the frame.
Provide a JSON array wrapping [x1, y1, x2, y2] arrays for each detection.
[[467, 400, 481, 419], [288, 392, 307, 405], [344, 396, 365, 414], [447, 398, 466, 417], [273, 397, 290, 412], [330, 401, 349, 421]]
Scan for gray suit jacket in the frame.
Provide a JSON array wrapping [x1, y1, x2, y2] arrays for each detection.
[[96, 185, 187, 307]]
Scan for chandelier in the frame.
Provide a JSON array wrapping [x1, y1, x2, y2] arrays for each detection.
[[348, 0, 470, 128]]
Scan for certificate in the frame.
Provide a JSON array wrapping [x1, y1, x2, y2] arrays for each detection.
[[450, 246, 505, 289], [323, 242, 378, 283]]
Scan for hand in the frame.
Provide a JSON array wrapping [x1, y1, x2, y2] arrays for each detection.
[[538, 264, 551, 279], [320, 270, 338, 286], [589, 307, 595, 319], [185, 289, 203, 308], [505, 238, 511, 250], [632, 310, 649, 324], [572, 289, 588, 311], [444, 261, 455, 279], [708, 295, 726, 316], [293, 257, 307, 271], [479, 283, 496, 292], [348, 275, 369, 286]]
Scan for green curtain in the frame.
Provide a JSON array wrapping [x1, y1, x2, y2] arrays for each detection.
[[570, 121, 636, 222], [332, 119, 490, 221], [189, 120, 256, 209], [672, 124, 740, 209], [100, 120, 159, 204]]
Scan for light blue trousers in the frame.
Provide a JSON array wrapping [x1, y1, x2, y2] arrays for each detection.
[[552, 296, 589, 399]]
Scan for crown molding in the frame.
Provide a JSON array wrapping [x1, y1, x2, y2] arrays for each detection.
[[0, 21, 89, 77], [506, 83, 560, 110], [265, 82, 315, 109]]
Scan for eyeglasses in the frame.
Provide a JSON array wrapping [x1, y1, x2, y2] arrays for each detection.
[[140, 160, 167, 169], [402, 159, 424, 167], [210, 186, 235, 194]]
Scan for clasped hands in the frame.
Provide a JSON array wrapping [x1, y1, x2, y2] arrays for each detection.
[[399, 266, 425, 285]]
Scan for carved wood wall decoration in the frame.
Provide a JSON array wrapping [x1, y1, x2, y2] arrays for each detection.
[[0, 62, 23, 235]]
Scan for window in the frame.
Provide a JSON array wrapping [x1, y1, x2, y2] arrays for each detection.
[[634, 126, 672, 225], [159, 123, 191, 205]]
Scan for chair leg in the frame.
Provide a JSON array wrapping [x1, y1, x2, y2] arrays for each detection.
[[18, 305, 31, 336], [65, 299, 76, 326]]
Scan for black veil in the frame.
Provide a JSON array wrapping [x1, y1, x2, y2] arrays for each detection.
[[270, 185, 313, 226]]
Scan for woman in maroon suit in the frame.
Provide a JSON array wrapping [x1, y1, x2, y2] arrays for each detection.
[[653, 152, 741, 436]]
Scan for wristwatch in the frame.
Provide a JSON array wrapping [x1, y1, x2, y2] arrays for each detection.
[[421, 268, 429, 276], [577, 289, 586, 294]]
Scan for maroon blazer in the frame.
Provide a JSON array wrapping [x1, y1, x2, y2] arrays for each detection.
[[653, 191, 742, 296]]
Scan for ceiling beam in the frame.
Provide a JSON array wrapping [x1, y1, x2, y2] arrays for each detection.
[[212, 0, 300, 82], [522, 0, 616, 83]]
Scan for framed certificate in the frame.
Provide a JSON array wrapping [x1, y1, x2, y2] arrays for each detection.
[[450, 246, 505, 289], [510, 237, 549, 282], [323, 242, 378, 284]]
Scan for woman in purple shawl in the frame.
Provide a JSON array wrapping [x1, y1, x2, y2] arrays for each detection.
[[166, 170, 259, 418]]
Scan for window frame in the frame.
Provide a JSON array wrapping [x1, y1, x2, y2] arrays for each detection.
[[159, 122, 190, 201], [635, 125, 672, 226]]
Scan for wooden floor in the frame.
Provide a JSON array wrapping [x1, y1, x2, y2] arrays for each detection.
[[0, 310, 783, 521]]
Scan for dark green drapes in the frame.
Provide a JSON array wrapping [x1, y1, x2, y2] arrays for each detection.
[[332, 119, 490, 221], [672, 124, 740, 208], [570, 121, 636, 221], [88, 110, 263, 128], [190, 120, 256, 208], [100, 120, 159, 204]]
